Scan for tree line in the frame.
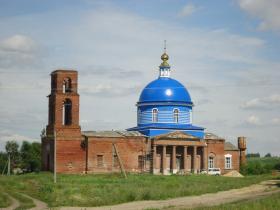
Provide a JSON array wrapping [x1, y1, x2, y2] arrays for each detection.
[[0, 140, 41, 174]]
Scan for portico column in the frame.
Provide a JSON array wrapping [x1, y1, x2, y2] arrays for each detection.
[[203, 146, 208, 171], [172, 145, 177, 174], [193, 146, 197, 174], [184, 146, 188, 173], [162, 145, 167, 175], [153, 144, 158, 174]]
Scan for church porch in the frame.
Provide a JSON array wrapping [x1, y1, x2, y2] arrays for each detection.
[[151, 132, 207, 175]]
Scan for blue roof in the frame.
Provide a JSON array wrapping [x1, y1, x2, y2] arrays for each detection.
[[138, 77, 192, 104]]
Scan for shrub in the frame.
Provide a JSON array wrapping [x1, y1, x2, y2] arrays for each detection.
[[241, 157, 280, 175]]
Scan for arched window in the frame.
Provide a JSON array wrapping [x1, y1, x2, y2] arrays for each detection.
[[173, 108, 179, 123], [62, 78, 72, 93], [62, 99, 72, 125], [208, 156, 214, 169], [152, 108, 158, 123]]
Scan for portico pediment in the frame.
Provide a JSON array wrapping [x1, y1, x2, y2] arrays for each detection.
[[152, 131, 200, 141]]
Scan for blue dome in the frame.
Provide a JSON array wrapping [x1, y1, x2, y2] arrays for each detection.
[[139, 77, 192, 104]]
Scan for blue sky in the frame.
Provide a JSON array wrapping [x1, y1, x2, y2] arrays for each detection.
[[0, 0, 280, 155]]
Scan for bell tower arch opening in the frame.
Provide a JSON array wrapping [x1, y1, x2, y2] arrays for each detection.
[[62, 99, 72, 125], [63, 77, 72, 93]]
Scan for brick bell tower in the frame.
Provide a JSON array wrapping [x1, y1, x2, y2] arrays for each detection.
[[42, 70, 85, 173], [46, 70, 81, 138]]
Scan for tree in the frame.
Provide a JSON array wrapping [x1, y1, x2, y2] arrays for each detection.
[[264, 153, 271, 157], [0, 152, 8, 174], [5, 141, 20, 170], [20, 141, 41, 172], [246, 153, 260, 158]]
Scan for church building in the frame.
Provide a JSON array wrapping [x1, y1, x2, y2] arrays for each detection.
[[41, 49, 246, 175]]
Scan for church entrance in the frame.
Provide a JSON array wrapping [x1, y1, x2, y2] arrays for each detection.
[[176, 155, 183, 171]]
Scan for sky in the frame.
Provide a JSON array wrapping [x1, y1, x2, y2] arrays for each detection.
[[0, 0, 279, 156]]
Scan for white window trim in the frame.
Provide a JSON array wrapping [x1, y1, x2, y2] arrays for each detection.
[[225, 154, 232, 169], [208, 156, 214, 169]]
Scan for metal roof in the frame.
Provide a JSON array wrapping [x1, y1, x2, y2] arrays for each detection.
[[82, 130, 146, 138], [224, 142, 239, 151]]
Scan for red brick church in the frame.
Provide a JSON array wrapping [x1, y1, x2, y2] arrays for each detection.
[[41, 52, 246, 175]]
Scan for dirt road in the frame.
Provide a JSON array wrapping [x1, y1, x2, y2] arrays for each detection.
[[3, 180, 279, 210], [60, 180, 280, 210]]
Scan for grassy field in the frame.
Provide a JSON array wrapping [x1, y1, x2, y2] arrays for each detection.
[[0, 191, 11, 208], [0, 172, 275, 207]]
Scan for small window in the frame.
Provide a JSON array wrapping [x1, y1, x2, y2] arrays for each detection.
[[152, 108, 158, 123], [225, 155, 232, 169], [208, 157, 214, 169], [173, 109, 179, 123], [138, 155, 144, 169], [97, 155, 104, 167]]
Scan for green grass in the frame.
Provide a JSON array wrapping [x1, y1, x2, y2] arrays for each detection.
[[190, 192, 280, 210], [0, 172, 275, 207], [0, 191, 11, 208]]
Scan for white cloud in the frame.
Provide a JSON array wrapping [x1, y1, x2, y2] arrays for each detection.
[[0, 130, 38, 151], [241, 98, 261, 109], [0, 35, 37, 53], [238, 0, 280, 31], [0, 35, 39, 68], [246, 115, 261, 125], [241, 94, 280, 109], [177, 3, 197, 17], [271, 118, 280, 125], [80, 83, 141, 97]]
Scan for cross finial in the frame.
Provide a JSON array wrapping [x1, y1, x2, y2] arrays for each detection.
[[164, 40, 167, 53]]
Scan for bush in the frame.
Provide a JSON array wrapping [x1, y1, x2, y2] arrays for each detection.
[[241, 157, 280, 175], [275, 162, 280, 171]]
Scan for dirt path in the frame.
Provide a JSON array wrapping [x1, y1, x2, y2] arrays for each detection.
[[59, 180, 280, 210], [2, 193, 20, 210], [1, 193, 48, 210], [21, 194, 48, 210]]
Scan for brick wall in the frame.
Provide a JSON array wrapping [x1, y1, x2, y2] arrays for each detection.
[[56, 139, 86, 173], [206, 139, 225, 173], [224, 150, 240, 172], [86, 136, 148, 173]]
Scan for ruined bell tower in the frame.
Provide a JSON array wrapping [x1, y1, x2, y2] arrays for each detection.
[[46, 70, 81, 139], [42, 70, 85, 173]]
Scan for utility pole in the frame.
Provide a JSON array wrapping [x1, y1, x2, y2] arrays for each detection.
[[54, 131, 57, 183], [7, 154, 10, 176]]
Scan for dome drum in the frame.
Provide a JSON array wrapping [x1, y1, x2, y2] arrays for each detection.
[[137, 105, 192, 125]]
